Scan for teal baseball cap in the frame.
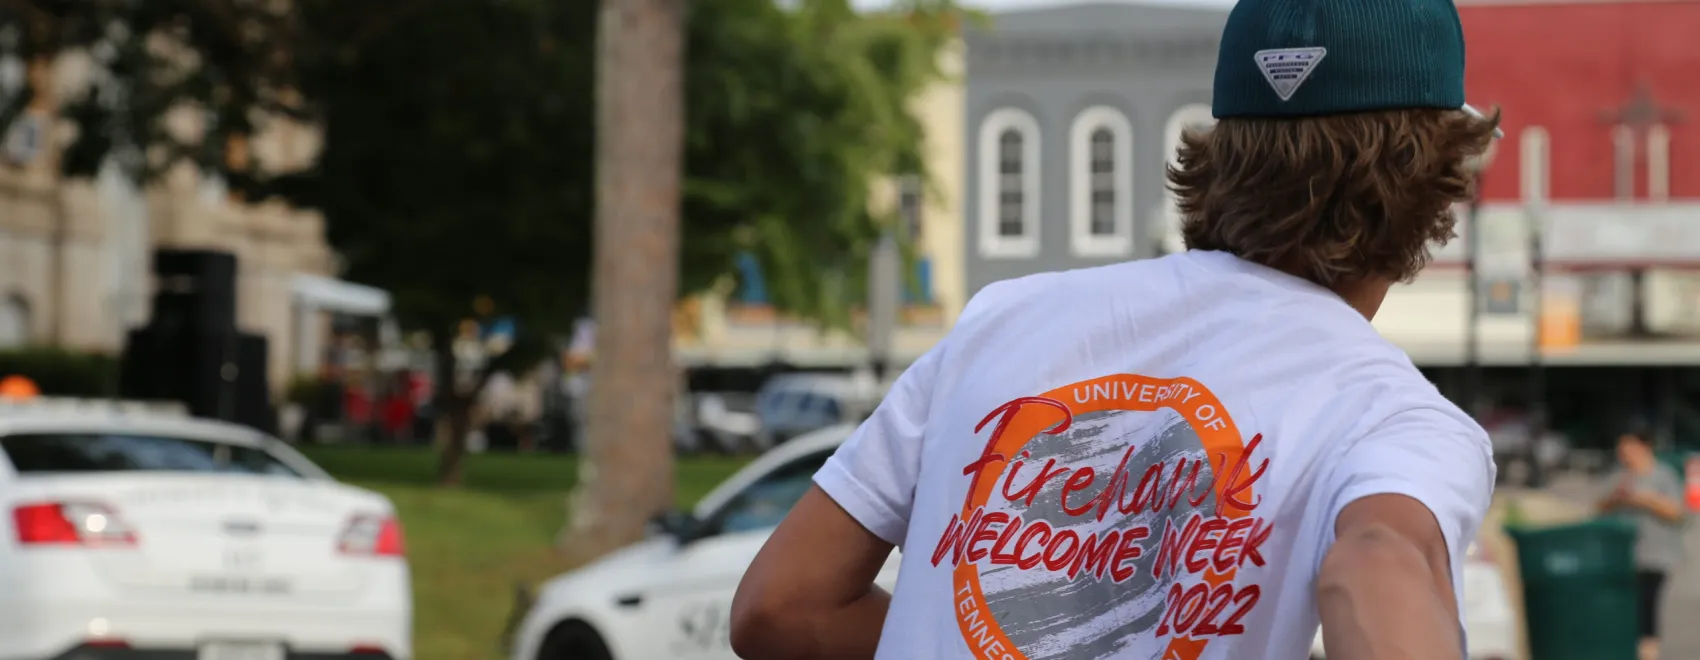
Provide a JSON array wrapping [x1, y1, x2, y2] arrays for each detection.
[[1211, 0, 1502, 137]]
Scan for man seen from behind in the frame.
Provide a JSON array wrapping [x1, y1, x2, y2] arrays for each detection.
[[731, 0, 1502, 657]]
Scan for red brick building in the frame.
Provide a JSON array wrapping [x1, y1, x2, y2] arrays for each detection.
[[1460, 0, 1700, 203]]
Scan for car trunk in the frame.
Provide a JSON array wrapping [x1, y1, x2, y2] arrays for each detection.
[[12, 473, 389, 603]]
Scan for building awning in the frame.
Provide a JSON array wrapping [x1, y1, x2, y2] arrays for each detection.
[[293, 274, 391, 316]]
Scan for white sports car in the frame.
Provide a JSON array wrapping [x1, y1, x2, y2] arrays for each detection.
[[0, 401, 412, 660], [511, 424, 895, 660], [514, 423, 1518, 660]]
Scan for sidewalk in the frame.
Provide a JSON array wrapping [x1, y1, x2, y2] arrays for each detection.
[[1490, 474, 1699, 660]]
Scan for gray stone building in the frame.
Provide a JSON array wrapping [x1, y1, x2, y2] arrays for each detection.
[[962, 2, 1229, 295]]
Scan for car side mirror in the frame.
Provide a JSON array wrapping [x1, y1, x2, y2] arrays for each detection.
[[651, 509, 711, 544]]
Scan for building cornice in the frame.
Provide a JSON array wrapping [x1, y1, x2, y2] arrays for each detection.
[[966, 32, 1219, 67]]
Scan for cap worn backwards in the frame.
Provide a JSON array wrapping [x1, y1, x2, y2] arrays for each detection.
[[1212, 0, 1489, 126]]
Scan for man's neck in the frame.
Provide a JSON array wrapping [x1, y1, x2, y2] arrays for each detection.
[[1259, 253, 1393, 320], [1332, 279, 1394, 321]]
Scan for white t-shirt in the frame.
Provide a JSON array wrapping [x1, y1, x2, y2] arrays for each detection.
[[814, 251, 1496, 660]]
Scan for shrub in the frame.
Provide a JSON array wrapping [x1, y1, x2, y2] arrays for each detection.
[[0, 347, 120, 397]]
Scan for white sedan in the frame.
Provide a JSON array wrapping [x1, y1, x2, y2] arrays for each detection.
[[0, 401, 412, 660], [1310, 540, 1519, 659], [511, 424, 896, 660]]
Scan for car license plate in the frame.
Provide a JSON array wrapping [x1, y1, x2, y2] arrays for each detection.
[[198, 642, 284, 660], [189, 575, 293, 594]]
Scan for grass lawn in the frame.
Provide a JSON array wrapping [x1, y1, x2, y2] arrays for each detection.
[[298, 446, 750, 660]]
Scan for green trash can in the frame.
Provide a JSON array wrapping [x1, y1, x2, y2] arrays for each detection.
[[1506, 518, 1639, 660]]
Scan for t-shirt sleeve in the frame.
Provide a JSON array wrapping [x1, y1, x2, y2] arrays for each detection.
[[812, 342, 946, 546], [1319, 406, 1497, 616], [1654, 467, 1687, 511]]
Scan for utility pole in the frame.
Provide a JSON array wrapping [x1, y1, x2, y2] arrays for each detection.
[[1461, 142, 1498, 418], [867, 231, 901, 383], [1526, 205, 1547, 487], [1464, 191, 1483, 417]]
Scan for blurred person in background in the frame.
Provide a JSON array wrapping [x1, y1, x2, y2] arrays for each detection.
[[380, 371, 416, 444], [565, 317, 595, 452], [480, 369, 520, 451], [1598, 429, 1687, 660], [343, 370, 373, 442], [406, 368, 434, 444]]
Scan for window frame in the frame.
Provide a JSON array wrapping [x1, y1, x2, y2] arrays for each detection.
[[1069, 105, 1135, 258], [977, 107, 1042, 259]]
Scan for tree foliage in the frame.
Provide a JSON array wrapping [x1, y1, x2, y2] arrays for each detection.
[[3, 0, 961, 329], [0, 0, 297, 182], [2, 0, 962, 484], [681, 0, 960, 325]]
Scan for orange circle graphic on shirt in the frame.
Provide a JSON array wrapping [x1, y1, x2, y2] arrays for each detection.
[[951, 374, 1254, 660]]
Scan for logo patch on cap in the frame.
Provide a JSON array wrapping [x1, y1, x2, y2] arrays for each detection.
[[1255, 47, 1327, 102]]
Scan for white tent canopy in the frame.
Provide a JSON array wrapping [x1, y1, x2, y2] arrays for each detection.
[[293, 274, 391, 316], [291, 274, 394, 376]]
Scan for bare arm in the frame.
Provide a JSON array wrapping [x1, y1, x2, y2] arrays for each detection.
[[1598, 474, 1632, 514], [730, 486, 894, 660], [1626, 488, 1686, 524], [1317, 494, 1462, 660]]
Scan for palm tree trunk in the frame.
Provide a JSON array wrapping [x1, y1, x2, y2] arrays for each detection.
[[563, 0, 684, 560]]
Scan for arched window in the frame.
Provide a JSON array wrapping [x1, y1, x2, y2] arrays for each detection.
[[977, 108, 1041, 258], [1069, 105, 1134, 257], [1159, 104, 1216, 255], [1519, 126, 1549, 205], [0, 294, 31, 348]]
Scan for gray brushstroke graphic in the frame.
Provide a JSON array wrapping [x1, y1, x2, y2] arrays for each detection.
[[978, 409, 1217, 660]]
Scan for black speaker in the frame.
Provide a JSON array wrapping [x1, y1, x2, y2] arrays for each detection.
[[150, 249, 238, 333], [234, 334, 277, 436], [120, 327, 276, 434]]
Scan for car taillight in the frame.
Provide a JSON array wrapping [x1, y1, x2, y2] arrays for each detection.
[[13, 501, 137, 547], [337, 514, 405, 557]]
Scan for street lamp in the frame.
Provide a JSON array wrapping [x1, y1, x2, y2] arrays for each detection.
[[1461, 143, 1498, 419], [867, 230, 900, 382]]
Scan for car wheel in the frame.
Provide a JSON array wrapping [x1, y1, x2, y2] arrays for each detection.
[[536, 620, 613, 660]]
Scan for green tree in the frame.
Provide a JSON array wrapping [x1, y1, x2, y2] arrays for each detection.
[[2, 0, 962, 494], [0, 0, 297, 183], [567, 0, 963, 556], [290, 0, 598, 485]]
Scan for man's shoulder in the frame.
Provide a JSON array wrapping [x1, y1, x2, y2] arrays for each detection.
[[1316, 349, 1485, 446], [959, 259, 1174, 319]]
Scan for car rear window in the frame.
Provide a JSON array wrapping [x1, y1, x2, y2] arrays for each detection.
[[0, 433, 302, 477]]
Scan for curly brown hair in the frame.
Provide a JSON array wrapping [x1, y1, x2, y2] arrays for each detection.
[[1168, 108, 1499, 287]]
